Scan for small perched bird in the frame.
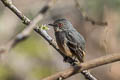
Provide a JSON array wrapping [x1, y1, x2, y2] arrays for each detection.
[[49, 18, 97, 80], [49, 18, 86, 63]]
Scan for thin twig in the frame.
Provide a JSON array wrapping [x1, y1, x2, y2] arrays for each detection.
[[85, 16, 108, 26], [5, 13, 44, 51], [74, 0, 107, 26], [0, 0, 71, 60], [42, 53, 120, 80], [0, 0, 51, 53]]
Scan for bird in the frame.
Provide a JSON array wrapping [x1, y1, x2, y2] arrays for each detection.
[[49, 18, 97, 80], [49, 18, 86, 64]]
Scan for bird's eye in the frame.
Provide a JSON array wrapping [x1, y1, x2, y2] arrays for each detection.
[[58, 23, 63, 27]]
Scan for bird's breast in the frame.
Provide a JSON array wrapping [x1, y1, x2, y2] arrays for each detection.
[[55, 32, 73, 57], [55, 32, 66, 51]]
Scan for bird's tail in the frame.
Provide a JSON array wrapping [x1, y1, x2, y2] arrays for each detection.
[[81, 70, 98, 80]]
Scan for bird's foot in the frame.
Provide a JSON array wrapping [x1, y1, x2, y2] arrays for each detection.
[[63, 56, 77, 66]]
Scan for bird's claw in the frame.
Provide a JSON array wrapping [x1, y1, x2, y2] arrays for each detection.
[[63, 56, 77, 66]]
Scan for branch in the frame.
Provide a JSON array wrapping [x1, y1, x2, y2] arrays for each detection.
[[0, 9, 46, 53], [0, 0, 72, 61], [42, 53, 120, 80], [74, 0, 107, 26], [0, 0, 54, 52], [85, 16, 108, 26], [1, 0, 30, 24]]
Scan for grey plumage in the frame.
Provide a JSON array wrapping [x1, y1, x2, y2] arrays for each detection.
[[50, 18, 85, 62]]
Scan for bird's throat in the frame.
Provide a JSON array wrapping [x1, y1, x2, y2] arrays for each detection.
[[54, 28, 62, 32]]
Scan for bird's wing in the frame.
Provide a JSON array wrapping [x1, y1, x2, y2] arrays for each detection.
[[65, 30, 85, 62]]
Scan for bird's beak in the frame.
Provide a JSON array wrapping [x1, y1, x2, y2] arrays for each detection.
[[48, 23, 57, 27]]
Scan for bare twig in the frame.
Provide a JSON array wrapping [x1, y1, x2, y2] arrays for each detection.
[[74, 0, 107, 26], [0, 0, 74, 70], [85, 16, 108, 26], [0, 0, 71, 61], [0, 0, 52, 52], [1, 0, 30, 24], [1, 12, 44, 53], [42, 53, 120, 80]]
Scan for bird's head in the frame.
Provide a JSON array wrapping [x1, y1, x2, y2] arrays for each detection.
[[49, 18, 73, 32]]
